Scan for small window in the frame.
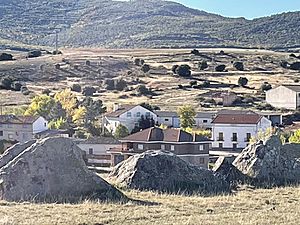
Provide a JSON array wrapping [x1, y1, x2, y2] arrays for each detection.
[[233, 143, 238, 150], [232, 133, 237, 142], [170, 145, 175, 151], [138, 144, 144, 150], [89, 148, 93, 155], [127, 112, 132, 117], [199, 145, 204, 151], [161, 145, 165, 150], [246, 133, 251, 142], [218, 133, 224, 141], [136, 112, 141, 117], [145, 112, 151, 118], [165, 118, 169, 122], [199, 158, 205, 164], [219, 143, 223, 149], [0, 131, 3, 136], [203, 120, 208, 123], [44, 122, 47, 127]]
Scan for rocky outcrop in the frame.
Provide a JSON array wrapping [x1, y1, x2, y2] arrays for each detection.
[[109, 150, 231, 195], [215, 135, 300, 186], [0, 137, 126, 203]]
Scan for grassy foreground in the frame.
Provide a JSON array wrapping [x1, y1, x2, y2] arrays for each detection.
[[0, 186, 299, 225]]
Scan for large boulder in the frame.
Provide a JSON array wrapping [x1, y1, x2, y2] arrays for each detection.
[[232, 135, 300, 186], [0, 137, 126, 203], [109, 150, 231, 195]]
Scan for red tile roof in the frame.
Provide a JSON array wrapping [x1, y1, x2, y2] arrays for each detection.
[[212, 113, 262, 124], [0, 115, 40, 124], [121, 127, 210, 143]]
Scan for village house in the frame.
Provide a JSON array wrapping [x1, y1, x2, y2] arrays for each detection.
[[211, 110, 272, 151], [266, 85, 300, 110], [104, 104, 157, 134], [109, 127, 211, 168], [74, 137, 121, 167], [155, 110, 216, 129], [0, 115, 48, 143], [211, 92, 238, 107]]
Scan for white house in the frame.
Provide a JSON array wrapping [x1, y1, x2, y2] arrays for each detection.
[[74, 137, 121, 167], [155, 110, 216, 129], [211, 110, 272, 151], [104, 104, 157, 134], [266, 85, 300, 110], [0, 115, 48, 143]]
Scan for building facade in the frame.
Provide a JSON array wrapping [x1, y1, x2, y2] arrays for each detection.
[[211, 111, 272, 151], [0, 115, 48, 143], [104, 105, 157, 134], [109, 127, 211, 168], [266, 85, 300, 110]]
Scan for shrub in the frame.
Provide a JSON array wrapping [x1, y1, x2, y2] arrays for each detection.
[[85, 60, 91, 66], [141, 64, 151, 73], [198, 61, 208, 70], [256, 103, 275, 111], [28, 50, 42, 58], [71, 84, 82, 93], [42, 89, 51, 95], [219, 50, 225, 55], [238, 77, 248, 87], [115, 79, 127, 91], [11, 82, 22, 91], [191, 49, 200, 55], [114, 124, 129, 138], [82, 86, 96, 96], [289, 62, 300, 70], [280, 60, 289, 69], [103, 79, 115, 90], [55, 64, 61, 69], [175, 65, 191, 77], [171, 65, 179, 74], [260, 82, 272, 92], [0, 77, 13, 90], [137, 85, 151, 96], [233, 62, 244, 71], [0, 53, 13, 61], [189, 81, 197, 87], [21, 86, 30, 95], [215, 65, 226, 72], [52, 50, 62, 55], [134, 58, 144, 66], [202, 80, 210, 88]]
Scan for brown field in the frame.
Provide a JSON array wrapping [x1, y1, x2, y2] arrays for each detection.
[[0, 48, 299, 112], [0, 186, 299, 225]]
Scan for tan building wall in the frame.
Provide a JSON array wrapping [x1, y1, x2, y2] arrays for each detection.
[[0, 123, 34, 143]]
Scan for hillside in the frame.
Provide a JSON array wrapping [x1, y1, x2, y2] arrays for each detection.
[[0, 0, 300, 49]]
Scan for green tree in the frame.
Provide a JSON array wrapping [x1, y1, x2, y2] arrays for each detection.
[[25, 95, 56, 120], [177, 105, 196, 130], [48, 117, 68, 129], [115, 124, 129, 138]]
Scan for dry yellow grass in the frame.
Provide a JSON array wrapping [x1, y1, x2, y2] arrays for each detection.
[[0, 186, 299, 225]]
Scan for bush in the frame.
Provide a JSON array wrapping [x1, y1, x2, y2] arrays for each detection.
[[11, 82, 22, 91], [256, 103, 275, 111], [191, 49, 200, 55], [103, 79, 115, 90], [0, 53, 13, 61], [233, 62, 244, 71], [260, 82, 272, 92], [189, 81, 197, 87], [82, 86, 96, 96], [114, 124, 129, 138], [141, 64, 151, 73], [134, 58, 144, 66], [71, 84, 82, 93], [171, 65, 179, 74], [198, 61, 208, 70], [55, 64, 61, 69], [202, 80, 210, 88], [238, 77, 248, 87], [115, 79, 127, 91], [28, 50, 42, 58], [42, 89, 51, 95], [175, 64, 191, 77], [137, 85, 151, 96], [0, 77, 13, 90], [53, 50, 62, 55], [280, 60, 288, 69], [85, 60, 91, 66], [289, 62, 300, 70], [215, 65, 226, 72], [21, 86, 30, 95]]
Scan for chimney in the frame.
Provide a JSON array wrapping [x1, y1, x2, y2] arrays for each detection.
[[113, 103, 120, 112]]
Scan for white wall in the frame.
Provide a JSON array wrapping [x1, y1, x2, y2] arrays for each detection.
[[157, 116, 180, 128], [212, 117, 272, 149], [105, 106, 157, 133], [32, 117, 48, 134], [266, 86, 298, 110], [195, 117, 213, 128]]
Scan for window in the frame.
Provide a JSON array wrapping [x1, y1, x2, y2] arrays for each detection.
[[138, 144, 144, 150], [145, 112, 151, 118], [218, 132, 224, 141], [232, 133, 237, 142], [199, 158, 205, 164], [219, 143, 223, 149], [203, 120, 208, 123], [161, 145, 165, 150], [89, 148, 94, 155], [8, 134, 14, 139], [127, 112, 132, 117], [246, 133, 251, 142], [165, 118, 169, 122], [170, 145, 175, 151], [0, 131, 3, 136], [136, 112, 141, 117], [44, 122, 47, 127], [199, 145, 204, 151], [233, 143, 238, 150]]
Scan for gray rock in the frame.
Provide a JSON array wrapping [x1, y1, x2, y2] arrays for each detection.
[[109, 150, 231, 195], [232, 135, 300, 185], [0, 137, 126, 203]]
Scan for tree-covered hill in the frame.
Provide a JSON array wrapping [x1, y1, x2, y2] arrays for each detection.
[[0, 0, 299, 49]]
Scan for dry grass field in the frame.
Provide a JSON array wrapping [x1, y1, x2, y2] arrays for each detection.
[[0, 186, 299, 225], [1, 48, 300, 112]]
